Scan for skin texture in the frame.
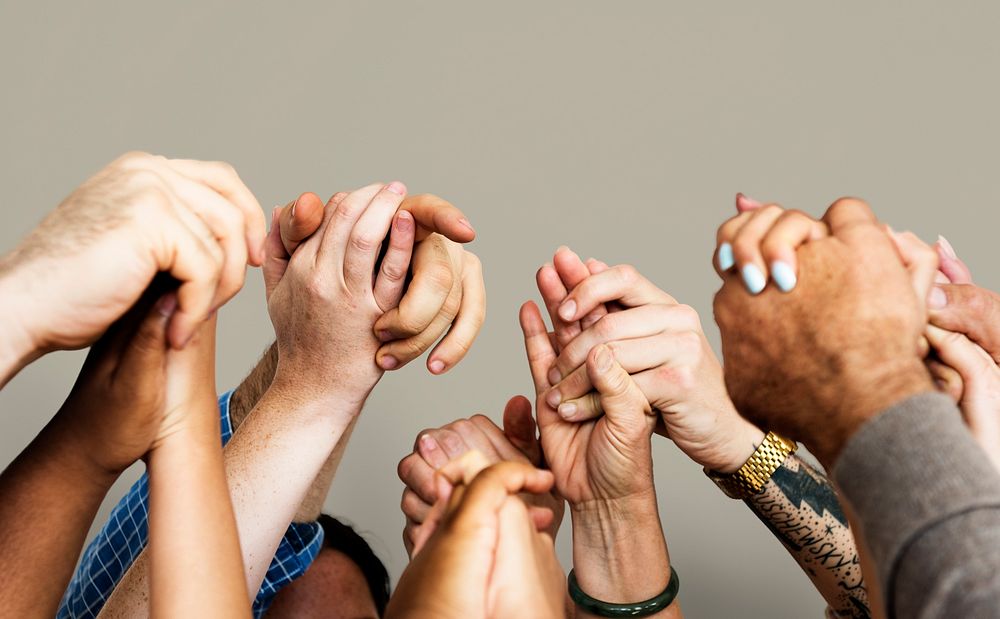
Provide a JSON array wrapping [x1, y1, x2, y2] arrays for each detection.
[[541, 247, 870, 616], [270, 190, 485, 374], [100, 182, 416, 617], [0, 294, 175, 618], [146, 316, 248, 618], [397, 399, 564, 556], [713, 198, 937, 467], [265, 548, 378, 619], [387, 459, 564, 619], [520, 294, 680, 617], [0, 152, 265, 386]]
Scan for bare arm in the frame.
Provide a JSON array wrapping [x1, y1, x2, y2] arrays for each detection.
[[227, 342, 353, 522], [744, 454, 871, 618]]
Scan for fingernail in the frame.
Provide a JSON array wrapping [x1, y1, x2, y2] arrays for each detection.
[[547, 367, 561, 386], [378, 330, 393, 342], [937, 235, 958, 260], [594, 345, 613, 371], [741, 264, 767, 295], [419, 434, 440, 455], [558, 402, 578, 419], [156, 293, 178, 317], [718, 243, 735, 271], [396, 210, 414, 232], [736, 192, 764, 209], [558, 300, 577, 321], [290, 197, 298, 220], [770, 261, 797, 292], [929, 286, 947, 309], [458, 217, 474, 232], [387, 181, 407, 195], [545, 388, 562, 409], [381, 355, 399, 370], [429, 359, 446, 374]]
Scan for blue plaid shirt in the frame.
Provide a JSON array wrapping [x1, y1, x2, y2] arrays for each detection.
[[58, 390, 325, 618]]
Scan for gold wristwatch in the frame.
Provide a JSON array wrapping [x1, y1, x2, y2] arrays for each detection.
[[705, 431, 797, 500]]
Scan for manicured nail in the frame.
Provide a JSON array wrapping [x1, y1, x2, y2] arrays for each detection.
[[386, 181, 407, 195], [156, 293, 178, 317], [929, 286, 947, 309], [741, 264, 767, 295], [558, 402, 578, 419], [458, 217, 474, 232], [547, 367, 562, 386], [770, 261, 797, 292], [381, 355, 399, 370], [937, 235, 958, 260], [736, 192, 764, 210], [558, 300, 577, 321], [718, 243, 735, 271], [545, 388, 562, 409], [429, 359, 446, 374], [378, 330, 393, 342]]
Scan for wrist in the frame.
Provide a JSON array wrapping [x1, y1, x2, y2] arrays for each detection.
[[571, 490, 670, 604], [266, 370, 366, 425], [811, 360, 935, 468], [0, 266, 43, 385], [702, 409, 768, 474]]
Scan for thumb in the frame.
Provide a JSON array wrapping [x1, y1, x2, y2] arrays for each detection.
[[929, 284, 1000, 364], [279, 192, 326, 255], [117, 292, 175, 380], [502, 396, 542, 466], [586, 345, 653, 430]]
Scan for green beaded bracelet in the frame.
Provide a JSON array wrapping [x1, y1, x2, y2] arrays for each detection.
[[567, 566, 679, 617]]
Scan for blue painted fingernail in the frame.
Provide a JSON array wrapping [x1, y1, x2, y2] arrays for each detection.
[[770, 261, 797, 292], [741, 264, 767, 295], [718, 243, 735, 271]]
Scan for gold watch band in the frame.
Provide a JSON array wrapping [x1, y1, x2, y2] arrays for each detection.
[[705, 431, 797, 499]]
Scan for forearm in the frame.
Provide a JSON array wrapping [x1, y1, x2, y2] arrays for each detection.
[[224, 379, 359, 596], [0, 413, 116, 616], [147, 417, 248, 618], [745, 455, 870, 618], [228, 343, 278, 429], [294, 415, 358, 522], [570, 491, 682, 619]]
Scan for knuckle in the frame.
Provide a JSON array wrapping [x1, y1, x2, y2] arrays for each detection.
[[671, 304, 702, 329], [615, 264, 639, 285], [397, 455, 415, 482], [381, 259, 408, 282], [830, 196, 869, 212], [349, 232, 379, 254], [594, 314, 618, 338], [731, 236, 760, 262]]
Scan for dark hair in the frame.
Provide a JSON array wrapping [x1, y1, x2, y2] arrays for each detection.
[[317, 514, 391, 616]]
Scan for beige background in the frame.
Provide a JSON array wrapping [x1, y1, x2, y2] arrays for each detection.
[[2, 1, 999, 616]]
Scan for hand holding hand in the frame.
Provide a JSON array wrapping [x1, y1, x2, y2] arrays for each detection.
[[521, 297, 658, 508], [54, 284, 176, 478], [0, 152, 265, 371], [263, 190, 485, 375], [713, 198, 936, 466], [397, 397, 565, 556], [388, 457, 563, 619], [540, 247, 763, 473], [264, 183, 415, 412]]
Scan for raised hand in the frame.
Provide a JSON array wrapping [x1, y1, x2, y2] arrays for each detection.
[[536, 247, 763, 473], [388, 457, 563, 619], [263, 190, 485, 375], [0, 152, 265, 384], [264, 182, 415, 411], [714, 198, 936, 466], [397, 397, 565, 556]]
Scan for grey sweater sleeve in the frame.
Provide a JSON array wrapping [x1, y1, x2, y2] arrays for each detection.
[[832, 392, 1000, 619]]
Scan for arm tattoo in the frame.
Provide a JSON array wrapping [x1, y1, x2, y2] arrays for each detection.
[[746, 455, 870, 618]]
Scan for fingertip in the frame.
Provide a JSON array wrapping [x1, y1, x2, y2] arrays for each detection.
[[428, 358, 447, 374]]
